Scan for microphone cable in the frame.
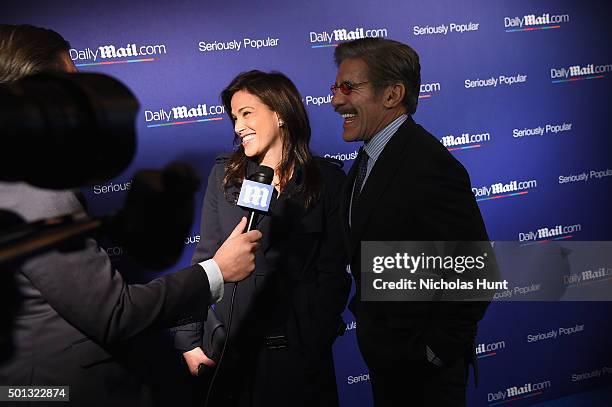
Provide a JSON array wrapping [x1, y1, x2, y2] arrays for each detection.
[[201, 282, 238, 407]]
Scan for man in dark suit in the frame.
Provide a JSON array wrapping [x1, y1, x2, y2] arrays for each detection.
[[0, 24, 262, 407], [331, 37, 490, 406]]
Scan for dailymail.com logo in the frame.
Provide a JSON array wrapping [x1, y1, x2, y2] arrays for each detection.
[[70, 42, 167, 67], [504, 12, 570, 32], [237, 180, 273, 211], [309, 26, 389, 48], [550, 63, 611, 84], [144, 102, 225, 128]]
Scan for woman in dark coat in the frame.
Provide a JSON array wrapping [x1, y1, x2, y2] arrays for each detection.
[[176, 70, 351, 407]]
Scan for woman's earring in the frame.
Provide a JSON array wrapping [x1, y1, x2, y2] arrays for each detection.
[[278, 120, 284, 127]]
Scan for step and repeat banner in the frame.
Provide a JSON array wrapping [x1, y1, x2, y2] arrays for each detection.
[[6, 0, 612, 405]]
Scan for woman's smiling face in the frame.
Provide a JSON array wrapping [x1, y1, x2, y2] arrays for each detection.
[[231, 90, 283, 166]]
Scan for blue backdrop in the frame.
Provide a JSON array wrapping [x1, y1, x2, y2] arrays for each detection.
[[5, 0, 612, 405]]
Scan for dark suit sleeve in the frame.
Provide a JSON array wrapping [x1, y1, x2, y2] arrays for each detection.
[[416, 155, 491, 363], [175, 162, 225, 352], [20, 239, 211, 346], [424, 242, 494, 364]]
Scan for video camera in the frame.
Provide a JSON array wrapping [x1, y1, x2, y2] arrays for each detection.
[[0, 72, 200, 360]]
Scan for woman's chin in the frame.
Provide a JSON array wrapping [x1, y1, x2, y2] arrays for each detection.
[[241, 144, 256, 156]]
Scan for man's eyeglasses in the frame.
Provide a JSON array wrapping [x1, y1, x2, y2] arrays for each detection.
[[330, 81, 368, 95]]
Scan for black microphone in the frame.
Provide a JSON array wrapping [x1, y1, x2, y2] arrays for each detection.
[[237, 165, 274, 232]]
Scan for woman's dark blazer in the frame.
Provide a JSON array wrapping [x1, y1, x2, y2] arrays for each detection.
[[176, 154, 351, 407]]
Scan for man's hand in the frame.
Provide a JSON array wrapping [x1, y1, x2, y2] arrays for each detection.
[[213, 217, 262, 282], [183, 347, 216, 376]]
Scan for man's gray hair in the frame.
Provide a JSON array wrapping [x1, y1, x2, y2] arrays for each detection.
[[334, 37, 421, 114]]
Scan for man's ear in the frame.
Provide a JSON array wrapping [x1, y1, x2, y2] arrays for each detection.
[[383, 83, 405, 109]]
